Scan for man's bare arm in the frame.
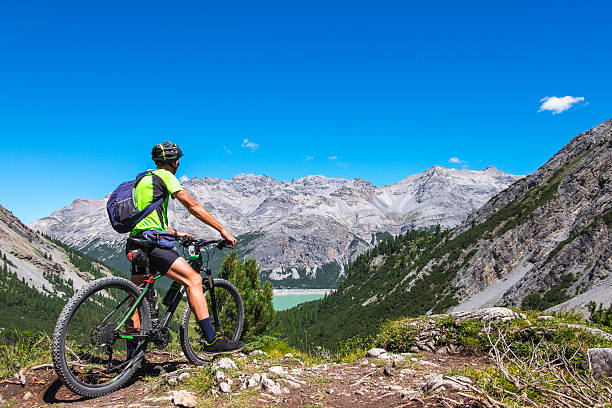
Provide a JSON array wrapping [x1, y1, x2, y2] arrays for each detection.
[[174, 190, 236, 245]]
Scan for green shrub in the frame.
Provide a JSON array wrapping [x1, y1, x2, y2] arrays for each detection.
[[588, 302, 612, 328], [336, 335, 375, 361], [376, 318, 416, 352], [521, 274, 576, 311]]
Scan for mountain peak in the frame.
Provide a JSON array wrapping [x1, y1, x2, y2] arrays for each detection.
[[483, 165, 504, 174]]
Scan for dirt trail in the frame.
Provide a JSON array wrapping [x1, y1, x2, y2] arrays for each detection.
[[0, 350, 491, 407]]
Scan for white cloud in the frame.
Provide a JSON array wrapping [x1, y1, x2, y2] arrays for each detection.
[[303, 155, 314, 161], [241, 139, 259, 152], [538, 96, 585, 114], [449, 157, 465, 164], [223, 146, 232, 154], [328, 156, 338, 161]]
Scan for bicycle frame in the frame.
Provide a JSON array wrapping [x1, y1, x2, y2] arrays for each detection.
[[112, 244, 222, 344]]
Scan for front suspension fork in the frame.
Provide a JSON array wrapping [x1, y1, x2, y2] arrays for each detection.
[[204, 268, 221, 332]]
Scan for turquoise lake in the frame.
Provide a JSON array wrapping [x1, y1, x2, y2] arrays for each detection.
[[272, 292, 328, 311]]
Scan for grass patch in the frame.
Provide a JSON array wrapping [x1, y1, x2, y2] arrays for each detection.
[[245, 335, 323, 365], [0, 330, 51, 379], [183, 367, 213, 396], [312, 376, 333, 384], [1, 399, 18, 408]]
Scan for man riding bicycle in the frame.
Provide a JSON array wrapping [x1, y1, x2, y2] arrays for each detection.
[[126, 141, 244, 356]]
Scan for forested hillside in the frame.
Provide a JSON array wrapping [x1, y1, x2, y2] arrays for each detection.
[[267, 228, 456, 350], [0, 254, 69, 338], [0, 205, 127, 340]]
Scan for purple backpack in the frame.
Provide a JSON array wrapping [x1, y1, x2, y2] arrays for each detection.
[[106, 171, 165, 233]]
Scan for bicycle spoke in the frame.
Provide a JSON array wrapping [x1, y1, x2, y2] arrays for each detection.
[[180, 279, 243, 365]]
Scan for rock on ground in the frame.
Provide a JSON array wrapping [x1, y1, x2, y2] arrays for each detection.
[[172, 390, 198, 408], [422, 374, 471, 393], [366, 348, 387, 357], [262, 377, 283, 395], [447, 307, 526, 323], [211, 357, 238, 371], [219, 382, 231, 393], [583, 348, 612, 378], [268, 366, 288, 376]]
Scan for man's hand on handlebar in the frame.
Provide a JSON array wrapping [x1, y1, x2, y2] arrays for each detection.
[[219, 228, 237, 246], [175, 231, 193, 239], [177, 236, 233, 250]]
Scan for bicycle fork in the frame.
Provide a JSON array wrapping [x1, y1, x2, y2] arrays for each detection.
[[203, 268, 221, 332]]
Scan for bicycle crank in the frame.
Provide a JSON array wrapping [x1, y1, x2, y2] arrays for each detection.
[[152, 327, 171, 350]]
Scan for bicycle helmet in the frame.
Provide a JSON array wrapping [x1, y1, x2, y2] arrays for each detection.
[[152, 142, 183, 162]]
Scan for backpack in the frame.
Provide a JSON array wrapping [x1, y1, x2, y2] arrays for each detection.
[[106, 171, 165, 233]]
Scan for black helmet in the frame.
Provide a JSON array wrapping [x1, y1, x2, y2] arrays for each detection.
[[152, 142, 183, 162]]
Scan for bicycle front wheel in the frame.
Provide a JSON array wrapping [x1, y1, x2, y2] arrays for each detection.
[[52, 277, 151, 397], [179, 278, 244, 365]]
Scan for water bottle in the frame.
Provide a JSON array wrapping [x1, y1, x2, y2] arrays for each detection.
[[162, 282, 181, 306]]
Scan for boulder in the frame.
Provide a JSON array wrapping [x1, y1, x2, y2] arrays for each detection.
[[366, 348, 387, 357], [422, 374, 470, 393], [583, 348, 612, 378], [211, 357, 237, 371], [247, 372, 262, 388], [172, 390, 198, 408], [219, 382, 231, 393], [262, 378, 283, 395], [268, 366, 288, 376]]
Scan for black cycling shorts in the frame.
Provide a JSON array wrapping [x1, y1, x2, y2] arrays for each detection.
[[125, 241, 181, 276]]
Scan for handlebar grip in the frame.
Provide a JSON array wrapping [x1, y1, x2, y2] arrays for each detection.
[[216, 240, 233, 249]]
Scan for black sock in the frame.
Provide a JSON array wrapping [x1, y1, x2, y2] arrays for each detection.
[[197, 317, 217, 343]]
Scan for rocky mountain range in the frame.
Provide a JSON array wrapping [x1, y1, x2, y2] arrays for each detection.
[[30, 166, 521, 287]]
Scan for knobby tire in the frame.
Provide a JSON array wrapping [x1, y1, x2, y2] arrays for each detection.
[[52, 277, 151, 397], [179, 278, 244, 365]]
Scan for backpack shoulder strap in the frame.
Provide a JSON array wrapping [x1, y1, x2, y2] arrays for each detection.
[[131, 170, 166, 228], [150, 172, 169, 228], [134, 170, 153, 187]]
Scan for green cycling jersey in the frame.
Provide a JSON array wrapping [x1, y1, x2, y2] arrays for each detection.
[[130, 168, 183, 237]]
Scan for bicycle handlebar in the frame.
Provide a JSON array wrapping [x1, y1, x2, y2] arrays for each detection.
[[177, 236, 233, 250]]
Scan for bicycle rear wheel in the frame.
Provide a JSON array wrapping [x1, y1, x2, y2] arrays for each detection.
[[52, 277, 151, 397], [179, 278, 244, 365]]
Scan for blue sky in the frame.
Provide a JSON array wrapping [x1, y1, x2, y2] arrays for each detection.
[[1, 0, 610, 224]]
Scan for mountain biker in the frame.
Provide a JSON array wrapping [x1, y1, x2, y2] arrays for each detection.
[[126, 141, 244, 357]]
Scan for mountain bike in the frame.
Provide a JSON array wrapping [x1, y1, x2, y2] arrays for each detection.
[[51, 236, 244, 397]]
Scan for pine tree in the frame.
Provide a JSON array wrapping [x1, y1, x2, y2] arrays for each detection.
[[220, 251, 275, 341]]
